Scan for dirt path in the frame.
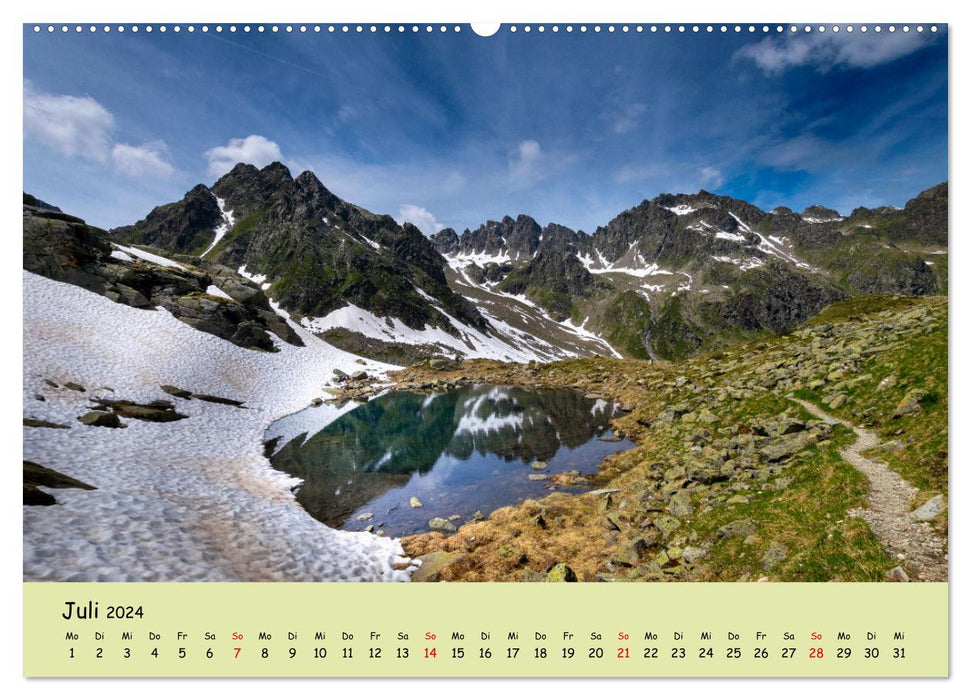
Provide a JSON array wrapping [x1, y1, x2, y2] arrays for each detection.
[[791, 398, 947, 582]]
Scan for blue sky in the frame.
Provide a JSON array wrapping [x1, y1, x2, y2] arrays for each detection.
[[24, 25, 947, 234]]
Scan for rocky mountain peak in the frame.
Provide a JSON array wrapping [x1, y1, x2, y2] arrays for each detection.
[[801, 204, 842, 221], [211, 161, 295, 209], [294, 168, 327, 192], [111, 182, 222, 253], [429, 227, 459, 255], [454, 214, 543, 259], [112, 161, 491, 342]]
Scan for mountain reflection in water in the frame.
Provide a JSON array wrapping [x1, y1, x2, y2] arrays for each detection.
[[265, 385, 633, 537]]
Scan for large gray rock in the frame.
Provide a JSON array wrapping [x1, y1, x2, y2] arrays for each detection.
[[885, 566, 910, 582], [77, 411, 123, 428], [717, 519, 756, 540], [411, 550, 464, 582], [428, 517, 457, 534], [760, 432, 817, 463], [910, 494, 946, 521], [667, 490, 694, 517], [762, 542, 789, 571]]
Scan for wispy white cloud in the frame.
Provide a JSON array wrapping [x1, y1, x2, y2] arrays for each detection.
[[614, 163, 726, 193], [396, 204, 445, 236], [699, 166, 725, 189], [735, 32, 931, 75], [111, 142, 175, 178], [24, 84, 175, 179], [759, 134, 833, 171], [508, 139, 543, 188], [24, 85, 114, 163], [613, 163, 660, 184], [612, 102, 647, 134], [204, 135, 287, 177]]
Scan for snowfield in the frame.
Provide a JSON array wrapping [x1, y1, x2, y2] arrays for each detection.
[[22, 271, 417, 582]]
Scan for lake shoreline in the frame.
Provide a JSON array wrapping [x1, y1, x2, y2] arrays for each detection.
[[263, 383, 634, 539]]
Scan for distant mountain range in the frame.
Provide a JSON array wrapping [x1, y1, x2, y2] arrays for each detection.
[[29, 163, 946, 364]]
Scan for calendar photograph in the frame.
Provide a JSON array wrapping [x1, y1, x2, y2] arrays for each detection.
[[23, 21, 948, 595]]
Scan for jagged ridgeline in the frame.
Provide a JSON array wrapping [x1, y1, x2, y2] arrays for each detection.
[[112, 163, 486, 339], [109, 164, 947, 362]]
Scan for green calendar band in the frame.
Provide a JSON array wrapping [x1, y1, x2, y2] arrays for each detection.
[[24, 582, 948, 677]]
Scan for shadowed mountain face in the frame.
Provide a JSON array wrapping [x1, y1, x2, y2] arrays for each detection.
[[112, 163, 487, 338], [266, 385, 631, 535], [110, 166, 947, 363]]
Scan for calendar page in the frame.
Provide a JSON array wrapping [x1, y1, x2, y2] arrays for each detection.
[[21, 15, 949, 680]]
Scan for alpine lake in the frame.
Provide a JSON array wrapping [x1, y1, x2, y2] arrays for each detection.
[[264, 385, 634, 537]]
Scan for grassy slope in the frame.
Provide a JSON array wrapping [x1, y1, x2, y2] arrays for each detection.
[[394, 294, 947, 582]]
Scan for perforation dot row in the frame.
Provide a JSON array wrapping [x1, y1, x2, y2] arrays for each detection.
[[30, 24, 941, 35]]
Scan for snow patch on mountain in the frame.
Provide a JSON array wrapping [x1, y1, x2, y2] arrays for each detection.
[[713, 255, 765, 271], [730, 212, 816, 271], [299, 301, 554, 363], [802, 216, 844, 224], [596, 265, 668, 278], [577, 248, 611, 272], [238, 265, 271, 291], [205, 284, 233, 300], [201, 195, 236, 257], [109, 248, 134, 262], [445, 251, 512, 269], [559, 317, 623, 359], [665, 204, 698, 216], [114, 244, 186, 270], [714, 230, 747, 243]]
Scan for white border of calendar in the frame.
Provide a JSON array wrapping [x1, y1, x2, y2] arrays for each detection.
[[2, 0, 963, 697]]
